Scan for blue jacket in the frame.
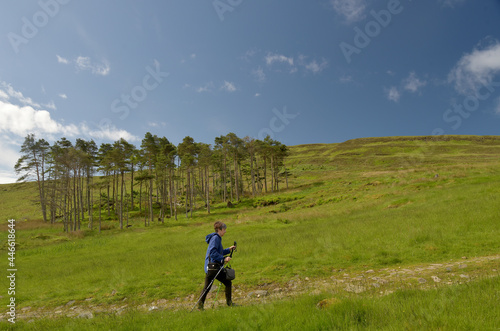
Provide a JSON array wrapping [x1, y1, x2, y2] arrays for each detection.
[[204, 232, 230, 273]]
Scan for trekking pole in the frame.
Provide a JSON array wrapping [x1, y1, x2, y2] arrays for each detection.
[[211, 283, 222, 308], [191, 241, 237, 312], [191, 263, 226, 312], [230, 241, 237, 257]]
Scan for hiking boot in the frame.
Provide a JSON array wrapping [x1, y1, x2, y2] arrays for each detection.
[[197, 303, 204, 311], [227, 302, 240, 307]]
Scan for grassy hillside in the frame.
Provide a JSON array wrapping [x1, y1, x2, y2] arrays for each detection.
[[1, 135, 499, 330]]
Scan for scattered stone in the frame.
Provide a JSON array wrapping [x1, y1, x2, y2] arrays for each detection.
[[66, 300, 76, 306], [305, 277, 310, 281], [431, 276, 441, 283], [149, 306, 158, 311], [462, 256, 467, 259], [459, 264, 467, 269], [345, 284, 365, 293], [418, 278, 427, 284], [446, 267, 452, 272], [248, 290, 268, 298], [365, 270, 375, 274], [459, 274, 470, 279], [77, 312, 94, 319]]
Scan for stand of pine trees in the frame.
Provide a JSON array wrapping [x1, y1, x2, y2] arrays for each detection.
[[15, 132, 289, 231]]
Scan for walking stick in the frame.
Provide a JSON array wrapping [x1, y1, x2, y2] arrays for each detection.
[[191, 241, 237, 312]]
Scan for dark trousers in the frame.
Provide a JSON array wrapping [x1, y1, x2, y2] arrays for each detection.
[[198, 265, 232, 307]]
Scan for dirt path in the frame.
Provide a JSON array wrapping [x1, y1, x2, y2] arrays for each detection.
[[5, 255, 499, 321]]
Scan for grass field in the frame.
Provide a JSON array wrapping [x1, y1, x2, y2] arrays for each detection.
[[0, 135, 499, 330]]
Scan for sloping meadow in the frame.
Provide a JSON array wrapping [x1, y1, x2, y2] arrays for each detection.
[[1, 135, 499, 328]]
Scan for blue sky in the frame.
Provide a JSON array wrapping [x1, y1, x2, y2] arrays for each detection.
[[1, 0, 500, 183]]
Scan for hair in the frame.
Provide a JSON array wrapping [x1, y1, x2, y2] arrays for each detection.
[[214, 221, 227, 232]]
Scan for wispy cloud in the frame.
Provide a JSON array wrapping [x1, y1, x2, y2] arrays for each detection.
[[221, 81, 237, 92], [265, 53, 294, 66], [56, 55, 69, 64], [0, 81, 43, 109], [386, 86, 401, 103], [330, 0, 367, 23], [82, 123, 138, 142], [305, 59, 329, 74], [59, 93, 68, 99], [57, 54, 111, 76], [252, 67, 266, 82], [404, 72, 427, 93], [75, 56, 110, 76], [448, 40, 500, 95], [197, 82, 215, 93], [339, 75, 354, 83]]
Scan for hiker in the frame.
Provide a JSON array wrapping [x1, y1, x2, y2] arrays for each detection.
[[197, 221, 237, 310]]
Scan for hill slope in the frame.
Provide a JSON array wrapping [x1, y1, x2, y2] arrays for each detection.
[[1, 135, 499, 329]]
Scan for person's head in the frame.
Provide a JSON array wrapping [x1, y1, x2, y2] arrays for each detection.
[[214, 221, 227, 236]]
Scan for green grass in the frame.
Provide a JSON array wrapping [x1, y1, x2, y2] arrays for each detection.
[[1, 135, 500, 329], [3, 276, 499, 330]]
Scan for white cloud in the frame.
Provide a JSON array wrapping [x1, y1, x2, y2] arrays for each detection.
[[448, 41, 500, 95], [404, 72, 427, 93], [305, 59, 328, 74], [57, 55, 110, 76], [0, 138, 20, 168], [255, 93, 261, 97], [331, 0, 367, 23], [0, 100, 78, 138], [0, 82, 43, 109], [75, 56, 110, 76], [56, 54, 69, 64], [252, 67, 266, 82], [265, 53, 294, 66], [339, 75, 353, 83], [0, 169, 18, 184], [59, 94, 68, 99], [386, 87, 401, 102], [0, 89, 9, 100], [197, 82, 214, 93], [0, 84, 137, 143], [221, 81, 237, 92], [43, 101, 57, 110], [82, 123, 138, 142], [147, 121, 166, 128], [190, 53, 196, 59]]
